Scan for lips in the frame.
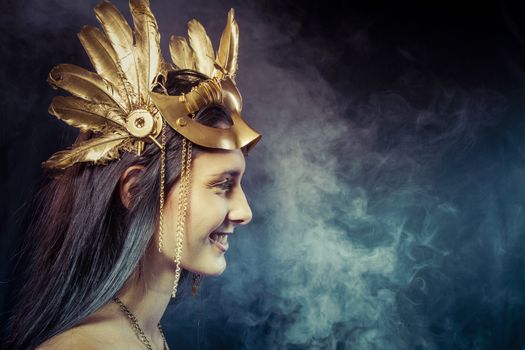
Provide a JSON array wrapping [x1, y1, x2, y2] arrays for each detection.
[[208, 232, 231, 252]]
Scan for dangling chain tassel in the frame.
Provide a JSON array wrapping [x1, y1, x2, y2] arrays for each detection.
[[171, 137, 193, 298], [158, 121, 167, 253], [192, 273, 202, 297]]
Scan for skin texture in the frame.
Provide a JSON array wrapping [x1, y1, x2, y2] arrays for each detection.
[[37, 149, 252, 350], [166, 148, 252, 275]]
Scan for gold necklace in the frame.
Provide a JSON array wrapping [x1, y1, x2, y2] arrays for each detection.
[[113, 297, 167, 350]]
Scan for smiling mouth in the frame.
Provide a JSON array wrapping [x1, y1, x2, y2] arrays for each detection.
[[209, 232, 231, 252]]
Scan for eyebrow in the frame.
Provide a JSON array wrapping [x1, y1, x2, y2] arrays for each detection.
[[209, 170, 243, 178]]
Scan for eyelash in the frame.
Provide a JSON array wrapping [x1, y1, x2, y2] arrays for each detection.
[[214, 178, 234, 192]]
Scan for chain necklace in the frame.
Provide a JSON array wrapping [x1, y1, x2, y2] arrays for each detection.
[[113, 297, 167, 350]]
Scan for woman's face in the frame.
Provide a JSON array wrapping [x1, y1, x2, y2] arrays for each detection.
[[162, 148, 252, 276]]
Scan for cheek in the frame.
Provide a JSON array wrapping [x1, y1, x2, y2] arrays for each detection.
[[162, 194, 181, 237], [189, 191, 228, 236]]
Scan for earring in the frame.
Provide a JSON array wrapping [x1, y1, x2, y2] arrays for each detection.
[[192, 273, 202, 297]]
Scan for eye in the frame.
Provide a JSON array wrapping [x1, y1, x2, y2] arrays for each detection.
[[213, 178, 234, 193]]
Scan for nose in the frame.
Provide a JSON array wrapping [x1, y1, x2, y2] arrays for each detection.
[[227, 186, 253, 225]]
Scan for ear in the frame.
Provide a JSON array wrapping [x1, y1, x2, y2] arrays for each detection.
[[119, 165, 145, 209]]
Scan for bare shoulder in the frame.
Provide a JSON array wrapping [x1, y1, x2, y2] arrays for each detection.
[[36, 303, 133, 350], [35, 322, 126, 350], [35, 326, 102, 349]]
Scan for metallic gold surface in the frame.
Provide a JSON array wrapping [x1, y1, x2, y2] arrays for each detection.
[[44, 132, 129, 169], [44, 0, 165, 169], [48, 64, 128, 111], [157, 121, 167, 253], [150, 76, 261, 151], [188, 20, 215, 77], [160, 8, 261, 151], [171, 137, 193, 299], [151, 94, 261, 151], [169, 36, 195, 71], [49, 96, 125, 133], [44, 0, 260, 170], [214, 9, 239, 79], [126, 110, 155, 138]]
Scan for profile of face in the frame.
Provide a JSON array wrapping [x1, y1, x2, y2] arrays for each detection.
[[162, 148, 253, 276]]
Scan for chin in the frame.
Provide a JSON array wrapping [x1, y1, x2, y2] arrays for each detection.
[[207, 258, 227, 276], [190, 257, 227, 276]]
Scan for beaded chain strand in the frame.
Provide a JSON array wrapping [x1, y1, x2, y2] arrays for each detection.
[[171, 138, 192, 298], [157, 121, 167, 253]]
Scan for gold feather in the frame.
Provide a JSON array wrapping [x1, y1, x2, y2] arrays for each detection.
[[49, 96, 126, 133], [94, 1, 141, 104], [77, 25, 131, 108], [169, 35, 196, 70], [215, 8, 239, 79], [130, 0, 163, 104], [43, 132, 129, 170], [48, 64, 128, 111], [188, 19, 215, 77]]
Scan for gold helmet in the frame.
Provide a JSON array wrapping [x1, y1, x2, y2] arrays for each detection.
[[44, 0, 261, 298]]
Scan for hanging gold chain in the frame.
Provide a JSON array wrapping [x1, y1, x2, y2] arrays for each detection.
[[157, 114, 194, 299], [171, 137, 193, 298], [171, 138, 186, 298], [113, 297, 167, 350], [157, 121, 167, 253]]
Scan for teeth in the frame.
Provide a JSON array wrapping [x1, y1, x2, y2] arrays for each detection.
[[210, 232, 227, 244]]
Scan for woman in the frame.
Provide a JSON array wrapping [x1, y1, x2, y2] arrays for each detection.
[[5, 1, 260, 349]]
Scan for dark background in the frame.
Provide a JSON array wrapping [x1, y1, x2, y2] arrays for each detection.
[[1, 0, 525, 349]]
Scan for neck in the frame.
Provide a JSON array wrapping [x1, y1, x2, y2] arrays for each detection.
[[115, 246, 175, 339]]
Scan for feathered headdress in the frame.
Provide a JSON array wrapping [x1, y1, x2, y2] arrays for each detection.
[[44, 0, 260, 170]]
